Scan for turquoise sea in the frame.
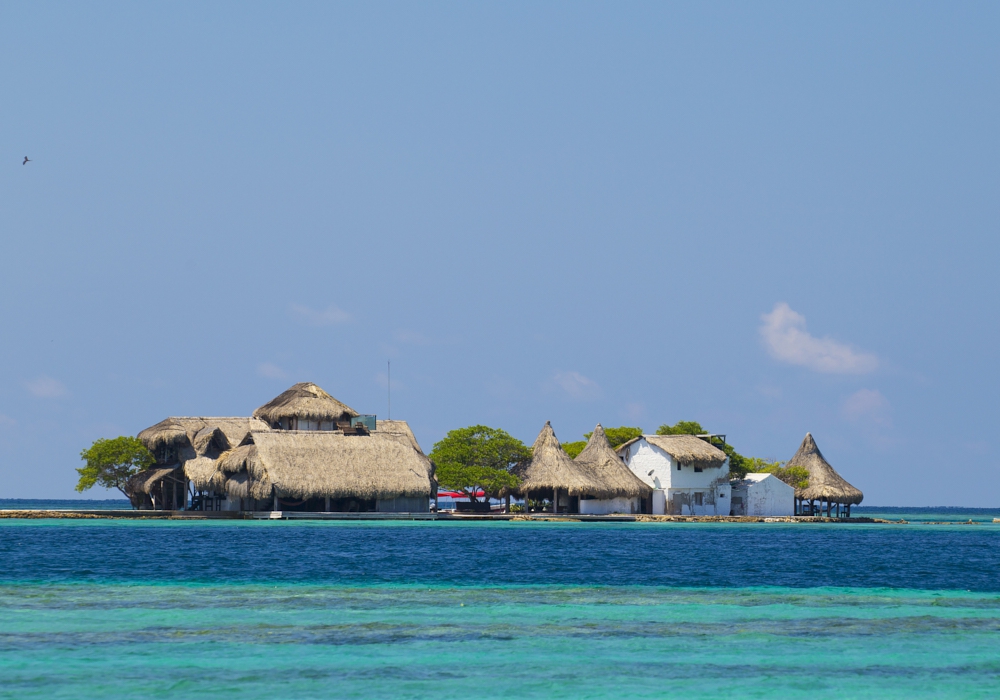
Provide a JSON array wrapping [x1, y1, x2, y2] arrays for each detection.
[[2, 516, 1000, 698]]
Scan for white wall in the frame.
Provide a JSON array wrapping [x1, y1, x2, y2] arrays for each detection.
[[623, 439, 731, 515], [731, 474, 794, 516], [579, 497, 640, 515]]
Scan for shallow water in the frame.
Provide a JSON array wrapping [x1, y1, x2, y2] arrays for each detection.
[[2, 519, 999, 698]]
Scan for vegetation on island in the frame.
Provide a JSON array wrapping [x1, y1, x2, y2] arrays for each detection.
[[76, 436, 154, 498], [429, 426, 531, 503]]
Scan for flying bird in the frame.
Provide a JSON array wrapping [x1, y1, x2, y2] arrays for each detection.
[[22, 157, 30, 165]]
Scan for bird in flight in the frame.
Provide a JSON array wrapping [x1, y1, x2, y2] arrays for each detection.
[[22, 157, 30, 165]]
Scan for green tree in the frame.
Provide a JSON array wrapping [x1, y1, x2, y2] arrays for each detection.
[[745, 459, 809, 490], [562, 441, 586, 459], [76, 436, 154, 498], [429, 426, 531, 502], [655, 421, 706, 436], [655, 420, 752, 478], [583, 426, 643, 449]]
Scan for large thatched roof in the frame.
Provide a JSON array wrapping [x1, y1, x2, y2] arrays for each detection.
[[216, 429, 433, 501], [515, 422, 611, 497], [137, 417, 268, 454], [574, 425, 653, 499], [253, 382, 358, 424], [787, 433, 863, 505], [617, 434, 728, 470]]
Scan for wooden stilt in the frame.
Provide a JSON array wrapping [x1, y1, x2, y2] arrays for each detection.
[[553, 487, 559, 513], [325, 496, 331, 512]]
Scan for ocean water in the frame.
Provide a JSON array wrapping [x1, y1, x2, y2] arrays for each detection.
[[2, 519, 999, 698]]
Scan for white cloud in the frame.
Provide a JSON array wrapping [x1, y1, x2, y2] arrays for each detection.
[[550, 371, 601, 401], [759, 303, 878, 374], [290, 303, 351, 326], [25, 376, 69, 398], [842, 389, 891, 426], [257, 362, 288, 379]]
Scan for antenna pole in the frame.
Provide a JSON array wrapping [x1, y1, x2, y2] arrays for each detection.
[[387, 360, 391, 421]]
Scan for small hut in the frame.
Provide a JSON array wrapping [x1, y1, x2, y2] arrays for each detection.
[[253, 382, 358, 430], [573, 424, 652, 514], [514, 422, 613, 513], [787, 433, 863, 517]]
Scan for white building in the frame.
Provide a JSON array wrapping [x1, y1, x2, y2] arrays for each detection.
[[729, 473, 794, 516], [617, 435, 731, 516]]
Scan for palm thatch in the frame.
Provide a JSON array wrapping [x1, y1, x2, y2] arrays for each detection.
[[617, 434, 728, 470], [137, 417, 268, 455], [126, 466, 181, 495], [184, 455, 222, 492], [253, 382, 358, 425], [215, 430, 433, 501], [574, 424, 653, 499], [376, 420, 424, 453], [515, 422, 613, 497], [787, 433, 863, 505]]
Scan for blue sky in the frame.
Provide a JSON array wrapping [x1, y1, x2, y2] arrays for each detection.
[[2, 2, 997, 505]]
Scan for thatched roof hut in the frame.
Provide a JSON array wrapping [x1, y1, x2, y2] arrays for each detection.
[[787, 433, 863, 505], [617, 434, 728, 470], [125, 466, 181, 496], [215, 424, 434, 501], [574, 425, 652, 499], [515, 421, 611, 498], [137, 417, 268, 455], [253, 382, 358, 426]]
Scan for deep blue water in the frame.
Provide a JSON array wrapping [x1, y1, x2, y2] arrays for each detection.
[[2, 519, 1000, 590]]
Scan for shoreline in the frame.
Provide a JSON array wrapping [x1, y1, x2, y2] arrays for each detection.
[[0, 509, 921, 524]]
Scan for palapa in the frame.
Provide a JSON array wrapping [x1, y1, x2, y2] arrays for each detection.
[[137, 417, 268, 454], [125, 466, 182, 495], [216, 427, 433, 501], [786, 433, 863, 505], [574, 424, 652, 499], [515, 422, 610, 497], [253, 382, 358, 425]]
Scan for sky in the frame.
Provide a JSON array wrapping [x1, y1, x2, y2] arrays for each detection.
[[2, 2, 998, 505]]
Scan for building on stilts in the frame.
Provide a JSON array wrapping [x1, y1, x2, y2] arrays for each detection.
[[787, 432, 863, 517]]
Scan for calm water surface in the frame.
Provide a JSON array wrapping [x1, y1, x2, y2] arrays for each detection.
[[2, 519, 999, 698]]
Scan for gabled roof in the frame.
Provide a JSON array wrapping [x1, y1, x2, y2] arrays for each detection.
[[253, 382, 358, 424], [786, 433, 863, 505], [574, 424, 652, 498], [617, 434, 728, 470]]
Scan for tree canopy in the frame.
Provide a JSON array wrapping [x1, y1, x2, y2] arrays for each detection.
[[76, 436, 154, 498], [744, 458, 809, 489], [429, 426, 531, 502], [563, 426, 643, 459], [655, 420, 752, 478], [561, 441, 586, 459]]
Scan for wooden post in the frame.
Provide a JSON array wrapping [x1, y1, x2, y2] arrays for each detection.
[[553, 487, 559, 514], [505, 494, 511, 513], [273, 491, 279, 512], [325, 496, 331, 512]]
